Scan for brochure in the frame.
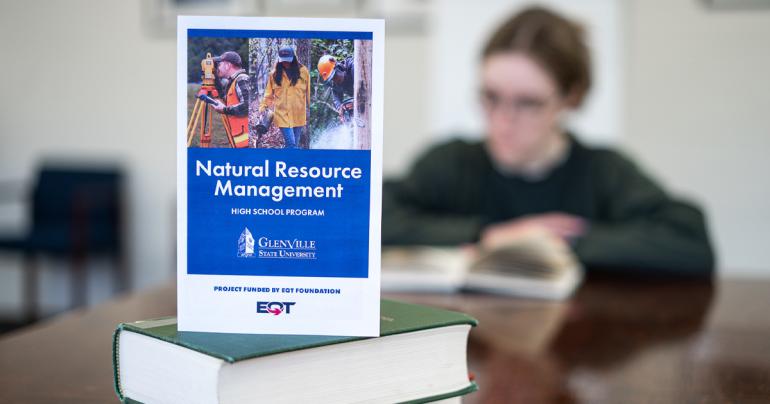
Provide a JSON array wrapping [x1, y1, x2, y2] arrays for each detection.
[[177, 16, 383, 336]]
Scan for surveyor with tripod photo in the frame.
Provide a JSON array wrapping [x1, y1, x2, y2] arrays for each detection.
[[186, 39, 250, 149], [210, 51, 250, 148]]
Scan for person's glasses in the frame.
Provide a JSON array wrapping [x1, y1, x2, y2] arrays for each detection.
[[479, 89, 554, 120]]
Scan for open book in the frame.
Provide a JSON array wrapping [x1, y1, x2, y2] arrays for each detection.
[[382, 229, 583, 300]]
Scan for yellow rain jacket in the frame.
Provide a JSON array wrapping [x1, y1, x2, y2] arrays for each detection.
[[259, 66, 310, 128]]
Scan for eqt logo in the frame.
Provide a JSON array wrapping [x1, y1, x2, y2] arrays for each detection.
[[257, 301, 296, 316]]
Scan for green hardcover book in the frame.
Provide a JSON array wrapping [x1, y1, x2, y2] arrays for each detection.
[[113, 299, 478, 404]]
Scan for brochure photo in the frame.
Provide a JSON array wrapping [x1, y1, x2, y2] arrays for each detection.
[[177, 16, 384, 336]]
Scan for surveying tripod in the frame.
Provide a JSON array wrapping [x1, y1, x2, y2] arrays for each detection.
[[186, 53, 237, 148]]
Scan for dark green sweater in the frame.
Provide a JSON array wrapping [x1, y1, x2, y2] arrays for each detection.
[[382, 136, 715, 277]]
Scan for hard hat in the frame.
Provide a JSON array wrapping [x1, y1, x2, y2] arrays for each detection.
[[317, 55, 337, 83]]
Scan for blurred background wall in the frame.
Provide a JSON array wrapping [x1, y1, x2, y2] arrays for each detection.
[[0, 0, 768, 319]]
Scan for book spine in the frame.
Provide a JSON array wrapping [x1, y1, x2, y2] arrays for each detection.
[[111, 324, 126, 402]]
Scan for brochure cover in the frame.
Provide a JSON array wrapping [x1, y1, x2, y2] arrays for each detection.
[[177, 16, 384, 336]]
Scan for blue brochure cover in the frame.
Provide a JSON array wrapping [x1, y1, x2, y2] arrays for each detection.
[[177, 16, 383, 336]]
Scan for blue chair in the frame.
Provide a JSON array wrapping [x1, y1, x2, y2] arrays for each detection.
[[0, 165, 128, 323]]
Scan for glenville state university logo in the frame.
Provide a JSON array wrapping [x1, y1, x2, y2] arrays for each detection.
[[237, 227, 255, 257], [257, 301, 296, 316]]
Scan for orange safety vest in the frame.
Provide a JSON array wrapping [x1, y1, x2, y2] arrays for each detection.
[[224, 74, 250, 148]]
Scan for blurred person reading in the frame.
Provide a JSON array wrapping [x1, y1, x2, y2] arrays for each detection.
[[382, 7, 714, 278]]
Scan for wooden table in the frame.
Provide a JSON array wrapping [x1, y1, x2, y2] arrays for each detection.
[[1, 276, 769, 403]]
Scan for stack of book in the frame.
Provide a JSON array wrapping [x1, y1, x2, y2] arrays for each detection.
[[113, 300, 478, 404]]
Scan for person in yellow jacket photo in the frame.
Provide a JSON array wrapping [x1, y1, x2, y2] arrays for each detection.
[[259, 46, 311, 149]]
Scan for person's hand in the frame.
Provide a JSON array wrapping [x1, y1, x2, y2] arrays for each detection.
[[480, 212, 588, 250], [338, 102, 353, 123], [337, 106, 346, 123], [212, 100, 225, 112]]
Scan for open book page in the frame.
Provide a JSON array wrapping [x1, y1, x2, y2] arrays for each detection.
[[381, 247, 472, 292], [471, 227, 578, 277], [382, 228, 582, 299], [466, 228, 583, 299]]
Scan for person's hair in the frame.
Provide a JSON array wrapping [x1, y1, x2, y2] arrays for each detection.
[[482, 6, 591, 107], [274, 53, 302, 86]]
